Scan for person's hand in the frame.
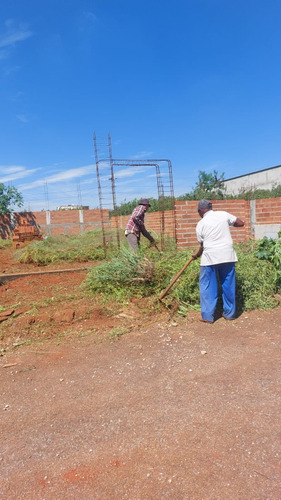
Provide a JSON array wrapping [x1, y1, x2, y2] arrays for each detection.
[[192, 253, 198, 260]]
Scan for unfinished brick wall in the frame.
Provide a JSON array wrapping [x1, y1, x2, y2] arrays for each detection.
[[0, 209, 108, 238], [175, 200, 252, 248], [255, 197, 281, 224], [0, 198, 280, 245], [252, 198, 281, 239]]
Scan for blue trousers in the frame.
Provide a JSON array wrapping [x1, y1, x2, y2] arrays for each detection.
[[199, 263, 236, 322]]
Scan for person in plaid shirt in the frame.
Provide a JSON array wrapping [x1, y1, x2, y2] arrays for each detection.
[[125, 198, 155, 251]]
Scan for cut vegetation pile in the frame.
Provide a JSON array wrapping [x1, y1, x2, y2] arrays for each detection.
[[84, 248, 156, 301], [85, 243, 281, 313]]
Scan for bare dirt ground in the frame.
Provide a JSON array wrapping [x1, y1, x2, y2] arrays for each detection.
[[0, 246, 281, 500]]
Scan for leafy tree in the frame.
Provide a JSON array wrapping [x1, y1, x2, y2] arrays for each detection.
[[195, 170, 225, 196], [178, 170, 226, 200], [0, 184, 24, 214]]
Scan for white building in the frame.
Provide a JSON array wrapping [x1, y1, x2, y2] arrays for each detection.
[[56, 204, 89, 210], [224, 164, 281, 195]]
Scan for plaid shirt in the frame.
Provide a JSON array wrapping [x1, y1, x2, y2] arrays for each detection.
[[125, 204, 147, 238]]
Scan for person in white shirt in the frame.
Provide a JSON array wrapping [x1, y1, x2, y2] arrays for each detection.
[[192, 199, 244, 323]]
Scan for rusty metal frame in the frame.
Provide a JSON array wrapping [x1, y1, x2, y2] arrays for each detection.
[[109, 158, 177, 249], [94, 133, 176, 253]]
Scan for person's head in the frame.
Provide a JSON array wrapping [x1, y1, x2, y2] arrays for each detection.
[[139, 198, 151, 210], [197, 199, 212, 218]]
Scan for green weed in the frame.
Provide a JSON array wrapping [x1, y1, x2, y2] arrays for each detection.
[[15, 230, 117, 265], [0, 239, 12, 248]]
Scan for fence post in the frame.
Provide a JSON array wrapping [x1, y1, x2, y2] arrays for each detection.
[[79, 210, 84, 233], [250, 199, 256, 239], [46, 210, 51, 235]]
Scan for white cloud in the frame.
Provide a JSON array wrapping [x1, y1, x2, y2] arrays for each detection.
[[1, 165, 26, 173], [0, 165, 40, 183], [130, 151, 154, 160], [0, 29, 32, 49], [0, 20, 33, 60], [16, 114, 29, 123], [19, 164, 95, 191]]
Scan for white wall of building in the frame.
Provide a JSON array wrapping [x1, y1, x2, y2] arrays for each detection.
[[224, 165, 281, 195]]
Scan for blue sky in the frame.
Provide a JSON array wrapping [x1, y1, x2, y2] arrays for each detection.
[[1, 0, 281, 211]]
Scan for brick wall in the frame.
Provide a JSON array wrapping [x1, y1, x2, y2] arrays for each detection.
[[175, 199, 252, 248], [1, 199, 280, 245], [252, 198, 281, 239], [255, 197, 281, 224], [0, 209, 109, 238]]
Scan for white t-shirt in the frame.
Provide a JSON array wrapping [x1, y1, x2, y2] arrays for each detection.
[[196, 210, 238, 266]]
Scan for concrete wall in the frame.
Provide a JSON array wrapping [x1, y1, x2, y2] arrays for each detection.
[[224, 165, 281, 194]]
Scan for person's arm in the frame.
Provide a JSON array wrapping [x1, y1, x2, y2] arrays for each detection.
[[233, 217, 244, 227], [192, 242, 203, 260], [133, 215, 155, 243]]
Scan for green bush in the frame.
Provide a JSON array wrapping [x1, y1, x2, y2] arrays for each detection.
[[255, 233, 281, 269], [236, 253, 279, 310]]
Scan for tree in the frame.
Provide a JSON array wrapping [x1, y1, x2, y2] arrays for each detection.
[[0, 184, 24, 214], [195, 170, 225, 194], [178, 170, 226, 200]]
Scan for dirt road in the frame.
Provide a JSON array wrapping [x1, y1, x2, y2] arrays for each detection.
[[0, 247, 281, 499], [1, 308, 281, 499]]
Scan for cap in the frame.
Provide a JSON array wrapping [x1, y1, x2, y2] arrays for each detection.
[[198, 199, 212, 211], [139, 198, 151, 206]]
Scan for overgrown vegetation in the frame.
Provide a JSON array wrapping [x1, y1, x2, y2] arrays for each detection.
[[84, 242, 280, 313], [231, 184, 281, 200], [16, 230, 117, 265], [0, 239, 12, 249], [254, 231, 281, 288], [10, 228, 280, 314]]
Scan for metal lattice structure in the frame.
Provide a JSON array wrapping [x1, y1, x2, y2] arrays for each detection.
[[93, 132, 177, 253]]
